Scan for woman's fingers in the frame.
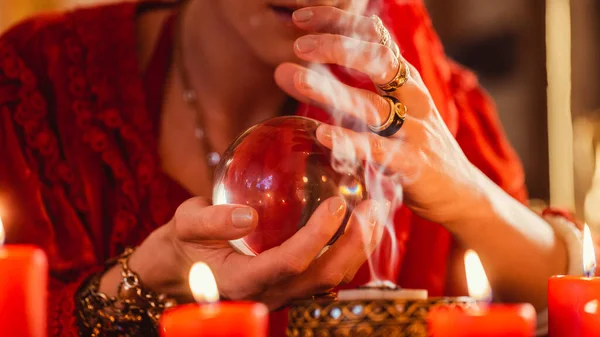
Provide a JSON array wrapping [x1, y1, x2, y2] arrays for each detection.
[[269, 199, 388, 299], [291, 32, 427, 108], [213, 197, 347, 300], [294, 33, 398, 86], [317, 123, 397, 161], [244, 197, 347, 286], [288, 6, 435, 124], [315, 123, 423, 181], [275, 63, 390, 126], [292, 6, 423, 89], [174, 197, 258, 242], [292, 6, 380, 44]]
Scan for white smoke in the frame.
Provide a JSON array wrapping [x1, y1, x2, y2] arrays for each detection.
[[300, 1, 408, 286]]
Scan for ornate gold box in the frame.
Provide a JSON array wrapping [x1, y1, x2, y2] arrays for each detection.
[[287, 296, 475, 337]]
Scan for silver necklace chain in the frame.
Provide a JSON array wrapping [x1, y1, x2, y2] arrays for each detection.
[[176, 5, 220, 168], [181, 89, 221, 167]]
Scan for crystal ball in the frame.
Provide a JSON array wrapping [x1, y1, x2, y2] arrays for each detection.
[[213, 116, 367, 256]]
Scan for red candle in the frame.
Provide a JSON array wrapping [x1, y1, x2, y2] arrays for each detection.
[[548, 276, 600, 337], [428, 250, 536, 337], [548, 225, 599, 337], [428, 304, 536, 337], [0, 219, 48, 337], [583, 300, 600, 335], [160, 302, 269, 337], [159, 262, 268, 337]]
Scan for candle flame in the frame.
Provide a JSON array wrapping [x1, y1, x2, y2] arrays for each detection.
[[0, 216, 5, 246], [189, 262, 220, 304], [583, 224, 597, 277], [464, 249, 492, 301]]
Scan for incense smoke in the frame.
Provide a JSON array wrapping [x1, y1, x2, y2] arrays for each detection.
[[303, 0, 409, 285]]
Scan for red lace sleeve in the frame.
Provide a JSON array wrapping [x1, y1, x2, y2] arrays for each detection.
[[0, 17, 101, 336]]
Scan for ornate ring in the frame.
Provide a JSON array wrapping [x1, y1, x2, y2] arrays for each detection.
[[368, 95, 407, 137], [371, 15, 392, 48], [378, 61, 410, 93], [371, 15, 399, 58]]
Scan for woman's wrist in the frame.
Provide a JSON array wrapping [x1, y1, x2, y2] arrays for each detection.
[[98, 263, 122, 296], [542, 212, 583, 276], [442, 167, 497, 234], [127, 224, 191, 300]]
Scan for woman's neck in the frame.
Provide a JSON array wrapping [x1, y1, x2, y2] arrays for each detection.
[[178, 1, 287, 128]]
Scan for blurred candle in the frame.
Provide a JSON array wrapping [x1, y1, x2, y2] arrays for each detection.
[[0, 215, 48, 337], [549, 224, 600, 336], [159, 262, 268, 337], [428, 250, 536, 337]]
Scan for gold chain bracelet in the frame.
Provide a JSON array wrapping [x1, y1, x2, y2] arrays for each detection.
[[76, 248, 177, 337]]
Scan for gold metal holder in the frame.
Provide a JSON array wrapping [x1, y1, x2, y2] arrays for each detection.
[[287, 296, 475, 337]]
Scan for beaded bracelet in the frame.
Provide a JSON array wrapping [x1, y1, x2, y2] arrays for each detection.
[[76, 248, 177, 337]]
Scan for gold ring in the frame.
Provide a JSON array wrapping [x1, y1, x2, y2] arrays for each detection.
[[368, 95, 407, 137], [377, 61, 410, 93], [371, 15, 391, 48]]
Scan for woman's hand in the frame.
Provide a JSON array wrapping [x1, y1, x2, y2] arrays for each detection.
[[274, 6, 487, 227], [272, 7, 572, 311], [120, 196, 385, 310]]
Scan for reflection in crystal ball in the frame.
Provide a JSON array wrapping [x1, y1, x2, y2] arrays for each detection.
[[213, 116, 367, 256]]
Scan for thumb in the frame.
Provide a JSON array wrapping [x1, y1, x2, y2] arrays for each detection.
[[174, 197, 258, 242]]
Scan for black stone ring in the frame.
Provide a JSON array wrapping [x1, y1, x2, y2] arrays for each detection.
[[367, 95, 407, 137]]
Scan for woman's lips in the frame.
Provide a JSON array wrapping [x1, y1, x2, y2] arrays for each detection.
[[268, 5, 297, 24]]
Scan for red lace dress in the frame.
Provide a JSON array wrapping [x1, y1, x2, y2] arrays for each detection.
[[0, 1, 526, 336]]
